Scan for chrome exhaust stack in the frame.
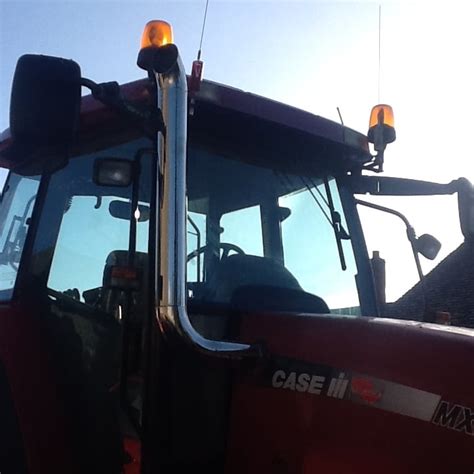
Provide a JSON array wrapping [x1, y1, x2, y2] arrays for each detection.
[[151, 41, 259, 359]]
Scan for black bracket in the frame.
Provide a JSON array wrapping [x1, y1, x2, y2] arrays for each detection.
[[81, 78, 165, 136]]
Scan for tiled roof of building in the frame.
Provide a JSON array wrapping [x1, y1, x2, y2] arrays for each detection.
[[383, 240, 474, 328]]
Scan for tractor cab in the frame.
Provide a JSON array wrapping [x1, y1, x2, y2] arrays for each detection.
[[0, 70, 374, 472], [2, 20, 474, 474]]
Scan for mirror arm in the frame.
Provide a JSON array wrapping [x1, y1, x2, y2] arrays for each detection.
[[349, 175, 474, 241], [81, 78, 165, 134], [404, 226, 424, 281], [354, 198, 424, 281]]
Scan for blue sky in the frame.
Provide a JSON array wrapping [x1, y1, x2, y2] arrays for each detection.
[[1, 1, 474, 300], [0, 1, 381, 131]]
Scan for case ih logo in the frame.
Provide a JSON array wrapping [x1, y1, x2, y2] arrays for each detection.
[[432, 401, 474, 436], [351, 377, 383, 405], [265, 356, 474, 439]]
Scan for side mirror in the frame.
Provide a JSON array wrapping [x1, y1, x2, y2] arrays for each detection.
[[4, 55, 82, 174], [415, 234, 441, 260], [458, 178, 474, 240], [10, 54, 81, 147]]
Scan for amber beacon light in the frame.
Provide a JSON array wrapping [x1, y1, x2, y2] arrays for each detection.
[[140, 20, 173, 49], [367, 104, 396, 151], [137, 20, 177, 71]]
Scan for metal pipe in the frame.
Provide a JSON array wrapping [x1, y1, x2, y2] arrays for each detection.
[[154, 52, 259, 358]]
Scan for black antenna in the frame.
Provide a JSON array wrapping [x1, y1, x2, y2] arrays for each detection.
[[197, 0, 210, 61], [378, 4, 382, 102], [336, 107, 344, 126], [337, 106, 346, 144], [189, 0, 210, 108]]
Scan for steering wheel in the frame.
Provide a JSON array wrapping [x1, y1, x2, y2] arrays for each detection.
[[187, 242, 245, 263]]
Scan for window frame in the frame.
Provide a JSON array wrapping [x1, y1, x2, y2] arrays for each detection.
[[337, 179, 378, 317], [6, 170, 51, 302]]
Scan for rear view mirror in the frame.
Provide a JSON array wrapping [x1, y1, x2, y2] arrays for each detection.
[[10, 54, 81, 148], [109, 200, 150, 222]]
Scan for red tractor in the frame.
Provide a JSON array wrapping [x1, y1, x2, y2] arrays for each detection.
[[1, 20, 473, 474]]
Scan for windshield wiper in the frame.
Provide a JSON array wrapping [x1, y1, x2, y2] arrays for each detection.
[[300, 175, 349, 271], [323, 177, 349, 271]]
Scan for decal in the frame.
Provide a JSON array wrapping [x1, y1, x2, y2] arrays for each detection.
[[432, 401, 474, 436], [350, 373, 441, 422], [266, 357, 333, 396], [264, 356, 474, 437], [351, 377, 382, 405], [271, 370, 325, 395], [327, 372, 349, 399]]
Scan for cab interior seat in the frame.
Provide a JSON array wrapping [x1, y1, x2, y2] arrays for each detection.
[[230, 284, 330, 314], [203, 254, 330, 314]]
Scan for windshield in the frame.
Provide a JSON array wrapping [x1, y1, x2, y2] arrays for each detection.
[[186, 145, 360, 315], [0, 173, 39, 300], [0, 134, 363, 317]]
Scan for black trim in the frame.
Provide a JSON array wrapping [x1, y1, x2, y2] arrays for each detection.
[[141, 133, 160, 474]]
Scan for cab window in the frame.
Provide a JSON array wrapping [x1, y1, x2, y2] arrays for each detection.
[[0, 173, 39, 300], [186, 144, 360, 315]]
